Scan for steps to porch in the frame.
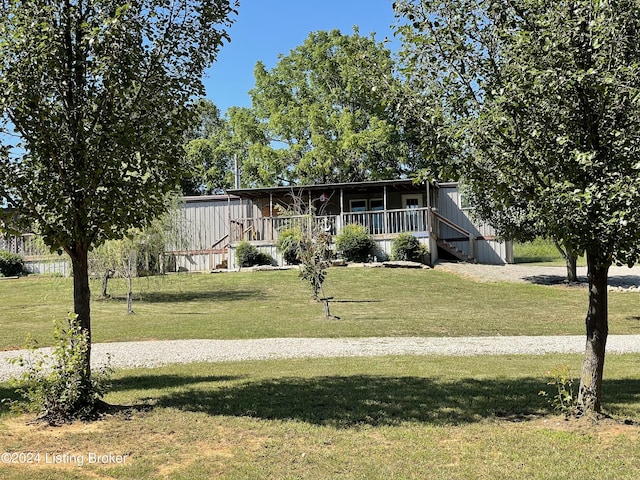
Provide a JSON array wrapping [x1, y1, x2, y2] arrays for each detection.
[[436, 238, 478, 264]]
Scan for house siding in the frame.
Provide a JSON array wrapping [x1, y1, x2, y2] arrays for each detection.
[[169, 181, 512, 271], [436, 184, 511, 265]]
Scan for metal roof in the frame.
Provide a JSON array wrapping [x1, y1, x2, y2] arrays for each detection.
[[226, 178, 428, 199]]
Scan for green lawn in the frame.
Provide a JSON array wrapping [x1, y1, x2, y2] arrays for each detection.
[[1, 267, 640, 350], [2, 268, 640, 478], [2, 354, 640, 479], [514, 238, 587, 266]]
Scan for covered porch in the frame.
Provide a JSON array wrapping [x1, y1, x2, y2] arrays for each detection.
[[226, 179, 434, 244]]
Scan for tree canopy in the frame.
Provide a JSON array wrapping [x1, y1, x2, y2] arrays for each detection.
[[0, 0, 237, 418], [181, 99, 243, 195], [231, 28, 414, 186], [395, 0, 640, 412]]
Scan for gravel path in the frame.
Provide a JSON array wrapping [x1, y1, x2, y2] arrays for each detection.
[[3, 335, 640, 382], [434, 262, 640, 289]]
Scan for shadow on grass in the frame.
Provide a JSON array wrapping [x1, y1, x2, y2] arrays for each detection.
[[148, 375, 555, 427], [0, 383, 22, 415], [522, 275, 586, 286], [111, 374, 244, 392], [103, 289, 262, 304]]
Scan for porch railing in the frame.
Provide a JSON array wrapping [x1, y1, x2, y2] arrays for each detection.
[[229, 207, 431, 243], [0, 233, 44, 258]]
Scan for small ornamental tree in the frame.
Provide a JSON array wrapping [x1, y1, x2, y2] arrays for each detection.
[[279, 193, 333, 303], [0, 0, 237, 418]]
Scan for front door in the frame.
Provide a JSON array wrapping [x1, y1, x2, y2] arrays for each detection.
[[402, 194, 423, 232]]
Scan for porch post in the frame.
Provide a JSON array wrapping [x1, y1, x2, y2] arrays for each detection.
[[426, 181, 432, 234], [383, 185, 388, 235], [269, 193, 274, 242], [340, 189, 345, 233]]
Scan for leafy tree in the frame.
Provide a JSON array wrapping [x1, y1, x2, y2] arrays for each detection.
[[0, 0, 237, 417], [395, 0, 640, 413], [181, 99, 244, 195], [232, 28, 413, 186]]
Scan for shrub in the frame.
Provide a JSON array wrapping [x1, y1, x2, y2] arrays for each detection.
[[0, 250, 25, 277], [335, 224, 374, 262], [276, 227, 302, 265], [391, 233, 428, 263], [9, 313, 112, 424], [235, 241, 273, 267], [538, 364, 578, 417]]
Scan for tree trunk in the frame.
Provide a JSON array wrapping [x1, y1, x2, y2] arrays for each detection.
[[126, 251, 135, 314], [565, 254, 578, 283], [127, 275, 134, 315], [101, 269, 114, 298], [554, 239, 578, 282], [68, 242, 93, 399], [577, 252, 610, 414]]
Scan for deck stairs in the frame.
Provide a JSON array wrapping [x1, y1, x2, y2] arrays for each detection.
[[436, 238, 478, 263]]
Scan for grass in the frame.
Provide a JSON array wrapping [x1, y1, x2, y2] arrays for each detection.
[[514, 238, 587, 266], [2, 354, 640, 479], [2, 267, 640, 350], [3, 268, 640, 478]]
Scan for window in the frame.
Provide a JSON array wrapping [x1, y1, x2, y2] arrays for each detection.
[[349, 199, 367, 212], [460, 193, 474, 210]]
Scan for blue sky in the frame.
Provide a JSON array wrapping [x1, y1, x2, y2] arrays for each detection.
[[203, 0, 399, 115]]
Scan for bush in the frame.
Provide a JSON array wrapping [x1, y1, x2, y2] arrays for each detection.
[[391, 233, 428, 263], [9, 314, 112, 425], [0, 250, 25, 277], [276, 227, 302, 265], [335, 224, 374, 262], [235, 241, 273, 267]]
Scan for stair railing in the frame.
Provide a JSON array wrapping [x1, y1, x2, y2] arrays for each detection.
[[431, 211, 476, 260]]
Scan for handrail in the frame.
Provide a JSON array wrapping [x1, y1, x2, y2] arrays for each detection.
[[211, 234, 229, 249], [432, 211, 473, 238], [432, 210, 475, 260]]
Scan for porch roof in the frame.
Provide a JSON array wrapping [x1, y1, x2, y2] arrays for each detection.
[[227, 178, 427, 200]]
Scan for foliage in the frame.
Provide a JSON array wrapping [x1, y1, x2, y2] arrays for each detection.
[[9, 313, 112, 425], [395, 0, 640, 413], [539, 365, 578, 417], [0, 0, 236, 416], [235, 241, 273, 268], [390, 233, 428, 263], [0, 249, 24, 277], [276, 227, 303, 265], [335, 224, 374, 262], [230, 28, 413, 186], [181, 99, 243, 195], [298, 229, 333, 302]]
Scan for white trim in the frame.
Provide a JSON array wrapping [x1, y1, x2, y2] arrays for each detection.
[[401, 194, 422, 208]]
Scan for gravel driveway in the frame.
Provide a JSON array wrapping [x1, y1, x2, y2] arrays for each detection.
[[2, 334, 640, 382], [435, 262, 640, 290]]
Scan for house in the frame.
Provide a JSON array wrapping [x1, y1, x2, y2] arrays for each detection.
[[169, 179, 513, 271]]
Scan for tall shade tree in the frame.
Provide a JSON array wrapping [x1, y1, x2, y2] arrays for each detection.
[[395, 0, 640, 413], [0, 0, 237, 413], [181, 99, 244, 195], [234, 28, 414, 186]]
